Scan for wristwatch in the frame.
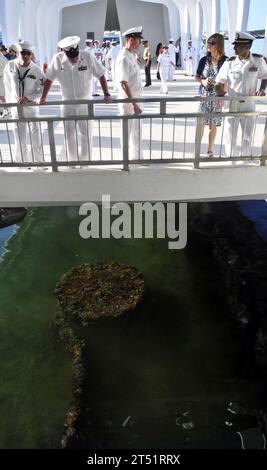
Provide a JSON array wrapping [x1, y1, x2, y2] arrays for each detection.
[[104, 93, 111, 97]]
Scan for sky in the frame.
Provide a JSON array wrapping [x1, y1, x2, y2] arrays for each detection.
[[220, 0, 267, 54], [0, 1, 266, 44], [220, 0, 267, 30]]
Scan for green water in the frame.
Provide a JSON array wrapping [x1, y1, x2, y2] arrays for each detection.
[[0, 206, 266, 449]]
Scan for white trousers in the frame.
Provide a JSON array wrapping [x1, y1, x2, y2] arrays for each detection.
[[62, 104, 92, 161], [168, 63, 175, 81], [119, 102, 143, 160], [12, 107, 43, 163], [92, 78, 98, 95], [224, 101, 255, 157], [160, 66, 168, 93], [111, 63, 117, 91], [185, 58, 193, 76]]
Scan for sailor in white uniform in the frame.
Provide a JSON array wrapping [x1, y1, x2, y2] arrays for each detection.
[[40, 36, 111, 162], [3, 41, 45, 163], [167, 39, 178, 81], [216, 32, 267, 157], [105, 40, 120, 91], [115, 26, 143, 160], [184, 40, 196, 76], [92, 40, 103, 96], [84, 39, 93, 53], [157, 45, 174, 94], [0, 51, 7, 115]]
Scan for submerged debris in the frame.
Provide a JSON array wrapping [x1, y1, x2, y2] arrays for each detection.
[[54, 261, 145, 448], [55, 262, 145, 322]]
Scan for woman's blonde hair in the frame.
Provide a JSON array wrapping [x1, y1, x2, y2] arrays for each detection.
[[207, 33, 225, 57]]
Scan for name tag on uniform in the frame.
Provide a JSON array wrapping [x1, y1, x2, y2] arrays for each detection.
[[28, 74, 37, 79], [78, 65, 87, 71], [248, 66, 257, 72]]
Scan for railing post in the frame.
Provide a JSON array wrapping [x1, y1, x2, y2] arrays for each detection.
[[122, 117, 129, 171], [17, 104, 23, 120], [194, 116, 202, 169], [87, 102, 94, 117], [47, 121, 58, 172], [160, 100, 166, 116]]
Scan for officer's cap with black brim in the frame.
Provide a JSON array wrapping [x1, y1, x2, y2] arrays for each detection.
[[232, 31, 255, 45]]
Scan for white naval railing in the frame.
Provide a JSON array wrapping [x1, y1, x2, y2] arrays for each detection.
[[0, 96, 267, 172]]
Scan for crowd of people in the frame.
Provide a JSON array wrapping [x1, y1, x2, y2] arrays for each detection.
[[0, 27, 267, 164]]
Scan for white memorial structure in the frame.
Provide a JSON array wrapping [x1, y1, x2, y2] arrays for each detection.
[[0, 0, 266, 68]]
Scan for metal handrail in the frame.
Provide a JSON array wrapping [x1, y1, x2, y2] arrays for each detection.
[[0, 95, 267, 172], [1, 94, 266, 108]]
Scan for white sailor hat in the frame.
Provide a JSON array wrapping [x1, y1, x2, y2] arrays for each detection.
[[58, 36, 80, 50], [17, 40, 34, 52], [232, 31, 255, 44], [169, 38, 174, 42], [9, 43, 20, 52], [123, 26, 143, 39]]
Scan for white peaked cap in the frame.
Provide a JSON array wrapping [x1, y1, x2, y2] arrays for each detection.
[[58, 36, 80, 50], [123, 26, 143, 38], [169, 38, 174, 42], [17, 41, 34, 52], [232, 31, 255, 44]]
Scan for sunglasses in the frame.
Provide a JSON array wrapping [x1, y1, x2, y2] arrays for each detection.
[[21, 50, 32, 56], [207, 40, 216, 46]]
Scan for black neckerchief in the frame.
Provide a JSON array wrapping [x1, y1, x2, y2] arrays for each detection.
[[17, 65, 31, 97]]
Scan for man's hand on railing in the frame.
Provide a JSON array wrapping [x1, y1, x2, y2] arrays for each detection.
[[255, 89, 266, 96], [133, 103, 142, 115], [104, 94, 112, 104], [0, 96, 5, 103], [39, 96, 46, 105], [18, 96, 31, 104]]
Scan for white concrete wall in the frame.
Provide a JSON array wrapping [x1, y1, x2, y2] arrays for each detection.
[[61, 0, 108, 44], [116, 0, 171, 55], [1, 166, 267, 206]]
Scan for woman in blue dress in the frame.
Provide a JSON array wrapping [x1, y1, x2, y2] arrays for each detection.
[[195, 34, 227, 157]]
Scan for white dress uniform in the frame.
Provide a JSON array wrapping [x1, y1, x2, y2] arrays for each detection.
[[158, 51, 171, 94], [0, 54, 7, 114], [105, 44, 120, 91], [46, 48, 105, 161], [184, 44, 196, 76], [91, 46, 103, 95], [4, 57, 45, 163], [216, 52, 267, 157], [116, 45, 143, 159], [167, 41, 178, 81]]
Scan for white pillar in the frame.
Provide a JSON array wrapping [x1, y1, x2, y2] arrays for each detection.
[[236, 0, 250, 32], [214, 0, 221, 33], [201, 0, 215, 39], [187, 0, 202, 73], [226, 0, 238, 56], [264, 14, 267, 58], [1, 0, 21, 45]]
